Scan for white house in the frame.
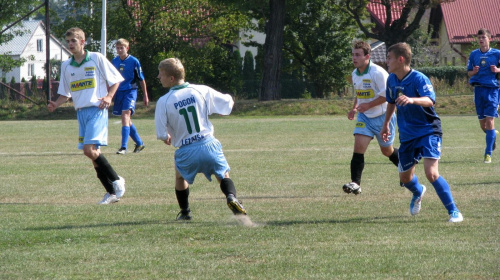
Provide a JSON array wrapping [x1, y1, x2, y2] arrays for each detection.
[[0, 20, 71, 82]]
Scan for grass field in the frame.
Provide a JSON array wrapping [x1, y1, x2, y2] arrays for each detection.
[[0, 115, 499, 279]]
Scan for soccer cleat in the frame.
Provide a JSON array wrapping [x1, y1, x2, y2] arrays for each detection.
[[116, 147, 127, 155], [113, 176, 126, 198], [133, 144, 145, 153], [342, 182, 361, 195], [494, 130, 499, 151], [484, 154, 492, 163], [448, 211, 464, 223], [176, 210, 192, 221], [409, 185, 426, 216], [227, 194, 247, 215], [98, 193, 119, 205]]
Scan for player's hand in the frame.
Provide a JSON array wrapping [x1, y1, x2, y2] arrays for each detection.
[[164, 135, 171, 145], [380, 127, 390, 142], [98, 96, 112, 110], [143, 95, 149, 107], [395, 95, 414, 106], [347, 109, 356, 120], [490, 65, 499, 73], [47, 101, 57, 112], [473, 66, 480, 74]]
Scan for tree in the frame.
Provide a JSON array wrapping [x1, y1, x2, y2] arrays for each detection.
[[283, 0, 357, 98], [259, 0, 285, 101], [339, 0, 456, 49], [242, 50, 257, 98]]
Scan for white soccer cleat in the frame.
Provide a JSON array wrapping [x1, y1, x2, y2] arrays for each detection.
[[410, 185, 426, 216], [113, 176, 126, 198], [448, 211, 464, 223], [98, 193, 119, 205]]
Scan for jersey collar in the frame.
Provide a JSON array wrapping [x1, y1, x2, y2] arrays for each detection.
[[171, 82, 189, 90], [355, 61, 371, 76], [69, 50, 90, 67]]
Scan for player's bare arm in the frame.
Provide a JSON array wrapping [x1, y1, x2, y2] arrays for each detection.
[[395, 96, 433, 107], [47, 95, 70, 112], [140, 80, 149, 107], [381, 103, 396, 142], [468, 66, 479, 77], [347, 98, 358, 120], [98, 83, 120, 109], [357, 96, 387, 113]]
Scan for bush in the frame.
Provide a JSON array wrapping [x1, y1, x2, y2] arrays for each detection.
[[416, 66, 468, 86]]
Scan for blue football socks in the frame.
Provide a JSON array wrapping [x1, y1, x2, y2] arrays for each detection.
[[431, 176, 459, 214], [121, 126, 131, 149], [485, 129, 496, 155], [404, 174, 423, 196], [129, 124, 143, 146]]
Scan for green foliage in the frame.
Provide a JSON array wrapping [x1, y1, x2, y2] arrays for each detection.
[[10, 76, 16, 84], [284, 0, 357, 98], [416, 66, 468, 86], [241, 51, 258, 99]]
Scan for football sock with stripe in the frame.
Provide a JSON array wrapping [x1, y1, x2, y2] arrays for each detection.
[[175, 188, 190, 211], [129, 124, 143, 146], [389, 148, 399, 166], [350, 153, 364, 185], [485, 129, 496, 155], [121, 126, 130, 149], [431, 176, 458, 214], [220, 178, 237, 197], [94, 167, 115, 194], [404, 175, 423, 196], [93, 154, 120, 182]]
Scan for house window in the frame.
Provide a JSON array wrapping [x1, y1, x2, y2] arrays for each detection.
[[444, 57, 448, 65], [28, 64, 35, 77], [37, 39, 43, 52], [452, 57, 456, 66]]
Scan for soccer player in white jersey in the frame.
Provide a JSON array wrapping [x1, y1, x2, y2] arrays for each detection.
[[48, 27, 126, 205], [155, 58, 247, 220], [342, 41, 399, 195]]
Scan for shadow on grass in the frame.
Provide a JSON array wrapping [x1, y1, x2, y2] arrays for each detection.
[[264, 215, 411, 227]]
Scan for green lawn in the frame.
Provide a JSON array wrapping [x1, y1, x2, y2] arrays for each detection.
[[0, 115, 498, 279]]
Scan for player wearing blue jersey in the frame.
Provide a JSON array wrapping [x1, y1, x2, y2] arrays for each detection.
[[154, 58, 247, 220], [467, 28, 500, 163], [112, 38, 149, 155], [381, 43, 463, 222], [342, 41, 399, 195], [48, 27, 126, 205]]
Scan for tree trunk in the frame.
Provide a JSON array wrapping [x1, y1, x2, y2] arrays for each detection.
[[259, 0, 285, 101]]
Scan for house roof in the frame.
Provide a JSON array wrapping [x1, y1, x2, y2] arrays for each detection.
[[370, 41, 386, 64], [0, 20, 69, 55], [366, 0, 405, 27], [441, 0, 500, 44]]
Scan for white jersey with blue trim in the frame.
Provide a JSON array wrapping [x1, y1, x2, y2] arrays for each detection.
[[58, 51, 124, 109], [351, 61, 389, 118], [155, 83, 234, 148]]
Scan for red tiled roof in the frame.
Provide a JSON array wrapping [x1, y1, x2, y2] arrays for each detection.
[[441, 0, 500, 44], [366, 0, 406, 27]]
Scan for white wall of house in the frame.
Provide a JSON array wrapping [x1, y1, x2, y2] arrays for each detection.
[[235, 19, 265, 65], [1, 23, 70, 83]]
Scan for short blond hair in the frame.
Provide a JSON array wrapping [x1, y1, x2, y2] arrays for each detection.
[[158, 58, 185, 81], [387, 42, 412, 66], [116, 38, 129, 47], [65, 27, 85, 41]]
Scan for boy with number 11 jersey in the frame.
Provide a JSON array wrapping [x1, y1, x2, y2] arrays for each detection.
[[155, 58, 247, 221]]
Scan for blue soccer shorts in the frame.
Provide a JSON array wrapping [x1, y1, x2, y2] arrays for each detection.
[[77, 106, 108, 150], [354, 112, 396, 147], [113, 89, 138, 116], [474, 86, 499, 119], [398, 134, 442, 172], [174, 136, 230, 184]]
